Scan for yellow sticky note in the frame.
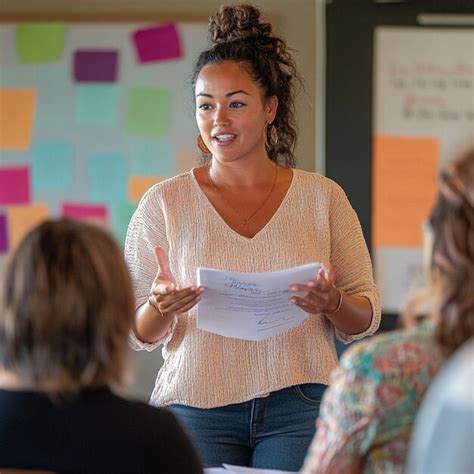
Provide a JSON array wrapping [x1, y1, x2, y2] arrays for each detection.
[[128, 176, 164, 203], [0, 89, 37, 150], [372, 135, 439, 248], [7, 203, 50, 250]]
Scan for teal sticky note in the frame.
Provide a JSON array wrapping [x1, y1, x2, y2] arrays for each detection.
[[125, 87, 170, 138], [16, 23, 65, 63], [31, 142, 72, 192], [130, 140, 175, 176], [76, 85, 118, 125], [88, 154, 126, 205], [112, 202, 137, 247]]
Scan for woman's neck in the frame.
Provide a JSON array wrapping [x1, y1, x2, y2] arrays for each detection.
[[208, 156, 276, 187]]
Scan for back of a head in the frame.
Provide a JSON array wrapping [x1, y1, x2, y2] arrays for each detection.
[[429, 149, 474, 354], [0, 219, 135, 392], [192, 3, 301, 167]]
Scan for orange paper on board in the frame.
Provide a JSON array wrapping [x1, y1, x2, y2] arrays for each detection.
[[6, 203, 50, 251], [128, 176, 164, 204], [372, 135, 439, 248], [0, 89, 36, 150]]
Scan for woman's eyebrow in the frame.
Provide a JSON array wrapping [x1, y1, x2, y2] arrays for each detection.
[[195, 90, 250, 98]]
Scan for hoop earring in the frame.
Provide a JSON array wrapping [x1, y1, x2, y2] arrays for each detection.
[[264, 122, 279, 149], [197, 134, 211, 156]]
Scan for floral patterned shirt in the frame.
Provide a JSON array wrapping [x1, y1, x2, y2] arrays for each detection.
[[301, 322, 445, 474]]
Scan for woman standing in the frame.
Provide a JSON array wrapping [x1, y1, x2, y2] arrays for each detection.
[[125, 4, 380, 471]]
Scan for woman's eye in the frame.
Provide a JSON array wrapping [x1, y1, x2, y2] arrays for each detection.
[[198, 103, 213, 111], [230, 102, 245, 109]]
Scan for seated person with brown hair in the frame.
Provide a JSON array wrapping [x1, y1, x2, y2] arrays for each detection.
[[301, 148, 474, 474], [0, 219, 203, 474]]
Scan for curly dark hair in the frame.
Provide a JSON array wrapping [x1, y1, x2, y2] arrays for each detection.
[[191, 4, 302, 168], [429, 149, 474, 355]]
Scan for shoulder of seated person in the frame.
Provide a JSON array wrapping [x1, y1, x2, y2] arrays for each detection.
[[339, 322, 436, 371]]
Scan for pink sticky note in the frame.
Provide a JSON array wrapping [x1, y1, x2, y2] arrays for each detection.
[[62, 203, 108, 223], [73, 50, 118, 82], [0, 167, 30, 204], [0, 213, 8, 253], [132, 24, 182, 63]]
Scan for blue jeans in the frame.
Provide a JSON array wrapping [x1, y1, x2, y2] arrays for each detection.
[[167, 383, 327, 471]]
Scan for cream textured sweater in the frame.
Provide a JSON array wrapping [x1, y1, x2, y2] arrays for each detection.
[[125, 168, 381, 409]]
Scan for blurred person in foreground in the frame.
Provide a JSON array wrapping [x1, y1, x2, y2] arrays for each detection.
[[406, 337, 474, 474], [0, 219, 203, 473], [301, 148, 474, 474]]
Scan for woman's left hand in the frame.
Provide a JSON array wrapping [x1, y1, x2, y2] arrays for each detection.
[[289, 263, 341, 314]]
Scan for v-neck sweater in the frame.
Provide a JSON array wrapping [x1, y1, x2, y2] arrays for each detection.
[[125, 168, 380, 409]]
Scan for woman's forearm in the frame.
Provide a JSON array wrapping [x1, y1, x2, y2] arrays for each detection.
[[325, 292, 373, 335], [133, 302, 175, 343]]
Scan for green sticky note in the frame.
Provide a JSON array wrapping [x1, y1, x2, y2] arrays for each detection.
[[112, 202, 137, 247], [126, 87, 170, 138], [16, 23, 65, 63]]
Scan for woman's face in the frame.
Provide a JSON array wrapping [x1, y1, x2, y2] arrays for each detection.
[[195, 60, 277, 164]]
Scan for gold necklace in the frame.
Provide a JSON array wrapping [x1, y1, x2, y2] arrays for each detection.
[[207, 162, 278, 232]]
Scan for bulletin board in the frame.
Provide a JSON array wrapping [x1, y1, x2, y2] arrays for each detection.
[[372, 27, 474, 313], [325, 0, 474, 328], [0, 18, 209, 262]]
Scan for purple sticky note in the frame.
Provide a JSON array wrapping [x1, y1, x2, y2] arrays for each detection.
[[73, 50, 118, 83], [132, 23, 182, 63], [61, 203, 108, 223], [0, 167, 30, 204], [0, 214, 8, 253]]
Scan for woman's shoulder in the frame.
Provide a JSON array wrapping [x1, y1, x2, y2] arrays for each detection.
[[107, 392, 183, 427], [293, 168, 347, 197], [137, 170, 195, 207], [339, 322, 441, 379]]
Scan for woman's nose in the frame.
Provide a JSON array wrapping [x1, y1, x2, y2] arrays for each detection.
[[214, 107, 230, 126]]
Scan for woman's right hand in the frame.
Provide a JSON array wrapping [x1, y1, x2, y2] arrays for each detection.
[[149, 246, 203, 318]]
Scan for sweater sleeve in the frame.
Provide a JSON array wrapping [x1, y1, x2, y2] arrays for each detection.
[[124, 185, 177, 351], [329, 182, 381, 343]]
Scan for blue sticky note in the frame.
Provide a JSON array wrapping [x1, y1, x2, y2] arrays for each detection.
[[112, 202, 137, 247], [76, 85, 118, 125], [130, 140, 175, 177], [88, 154, 126, 204], [31, 142, 72, 192]]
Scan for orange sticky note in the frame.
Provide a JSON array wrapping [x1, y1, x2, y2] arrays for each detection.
[[178, 151, 198, 173], [372, 135, 439, 248], [6, 203, 50, 250], [128, 176, 164, 203], [0, 89, 37, 150]]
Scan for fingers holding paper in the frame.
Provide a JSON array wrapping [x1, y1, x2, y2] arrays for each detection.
[[150, 245, 203, 317], [289, 262, 340, 315]]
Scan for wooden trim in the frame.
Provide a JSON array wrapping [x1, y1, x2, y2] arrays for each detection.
[[0, 11, 209, 23]]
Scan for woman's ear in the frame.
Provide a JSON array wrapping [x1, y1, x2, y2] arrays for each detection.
[[265, 96, 278, 122]]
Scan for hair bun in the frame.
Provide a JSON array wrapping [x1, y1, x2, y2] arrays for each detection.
[[208, 4, 272, 45]]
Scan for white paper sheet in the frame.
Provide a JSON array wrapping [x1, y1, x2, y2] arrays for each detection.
[[203, 464, 296, 473], [197, 263, 320, 341], [204, 464, 294, 474]]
